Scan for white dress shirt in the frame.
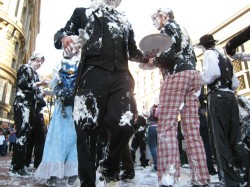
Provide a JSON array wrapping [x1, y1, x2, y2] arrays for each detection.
[[201, 48, 239, 91], [0, 135, 5, 145]]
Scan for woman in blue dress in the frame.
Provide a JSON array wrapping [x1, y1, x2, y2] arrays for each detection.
[[35, 35, 82, 187]]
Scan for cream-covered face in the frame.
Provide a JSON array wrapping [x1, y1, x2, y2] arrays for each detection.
[[29, 58, 44, 71], [153, 14, 167, 30], [103, 0, 121, 8]]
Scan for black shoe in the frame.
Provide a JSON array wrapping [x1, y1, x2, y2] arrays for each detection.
[[209, 170, 218, 176], [16, 168, 31, 176], [68, 175, 78, 186], [120, 170, 135, 181], [9, 166, 16, 174], [102, 169, 120, 183], [150, 168, 157, 172], [141, 160, 149, 167], [46, 176, 57, 187], [192, 185, 210, 187], [161, 185, 173, 187]]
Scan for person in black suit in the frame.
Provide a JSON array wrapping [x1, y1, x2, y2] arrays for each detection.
[[54, 0, 148, 186], [25, 97, 46, 169], [198, 86, 217, 176], [130, 114, 148, 168], [10, 52, 48, 176]]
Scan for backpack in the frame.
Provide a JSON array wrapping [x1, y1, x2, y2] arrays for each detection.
[[53, 58, 79, 105]]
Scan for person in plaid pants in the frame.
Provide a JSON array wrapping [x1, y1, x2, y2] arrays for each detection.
[[148, 8, 210, 187]]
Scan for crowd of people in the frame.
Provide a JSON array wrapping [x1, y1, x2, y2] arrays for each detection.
[[0, 122, 16, 157], [4, 0, 250, 187]]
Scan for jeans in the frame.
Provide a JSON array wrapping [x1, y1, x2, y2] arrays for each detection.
[[147, 125, 157, 170]]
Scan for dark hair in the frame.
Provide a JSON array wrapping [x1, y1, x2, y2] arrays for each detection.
[[203, 42, 216, 50]]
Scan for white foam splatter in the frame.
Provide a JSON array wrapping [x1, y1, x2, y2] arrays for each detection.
[[119, 111, 133, 126], [160, 165, 176, 186]]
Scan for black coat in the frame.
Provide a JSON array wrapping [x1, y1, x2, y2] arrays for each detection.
[[226, 25, 250, 56], [153, 20, 197, 75], [14, 64, 42, 107], [54, 7, 145, 91]]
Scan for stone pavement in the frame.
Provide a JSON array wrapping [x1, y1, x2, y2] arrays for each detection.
[[0, 155, 41, 187], [0, 155, 157, 187], [0, 155, 219, 187]]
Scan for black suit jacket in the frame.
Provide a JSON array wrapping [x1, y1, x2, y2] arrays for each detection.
[[54, 7, 146, 91]]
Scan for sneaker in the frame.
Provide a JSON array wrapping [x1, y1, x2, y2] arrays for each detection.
[[46, 176, 57, 187], [120, 170, 135, 181], [68, 175, 78, 186]]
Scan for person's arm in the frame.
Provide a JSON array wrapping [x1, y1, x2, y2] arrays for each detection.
[[154, 107, 159, 118], [54, 8, 86, 50], [201, 50, 221, 85], [127, 22, 148, 63], [231, 72, 239, 90], [225, 25, 250, 56], [230, 52, 250, 61]]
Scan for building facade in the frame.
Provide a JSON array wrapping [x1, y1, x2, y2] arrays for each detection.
[[0, 0, 41, 123], [131, 4, 250, 114]]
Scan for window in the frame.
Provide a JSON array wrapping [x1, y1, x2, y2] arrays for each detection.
[[15, 41, 20, 53], [0, 79, 5, 102], [5, 82, 12, 104], [11, 58, 16, 69], [232, 60, 242, 73], [14, 0, 20, 17], [20, 6, 27, 24], [237, 75, 246, 90]]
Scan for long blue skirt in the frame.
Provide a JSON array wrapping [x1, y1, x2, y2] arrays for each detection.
[[35, 100, 78, 180]]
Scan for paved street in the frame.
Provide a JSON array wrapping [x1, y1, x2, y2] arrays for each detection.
[[0, 155, 219, 187], [0, 155, 157, 187]]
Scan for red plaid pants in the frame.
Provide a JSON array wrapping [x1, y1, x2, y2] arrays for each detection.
[[157, 70, 210, 185]]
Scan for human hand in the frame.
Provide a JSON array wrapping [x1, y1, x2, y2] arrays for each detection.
[[148, 58, 156, 67], [43, 90, 54, 96], [138, 58, 156, 70], [36, 80, 50, 87], [61, 36, 75, 53], [144, 48, 160, 59]]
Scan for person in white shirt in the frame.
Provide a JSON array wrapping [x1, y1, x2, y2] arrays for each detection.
[[0, 131, 5, 145], [0, 128, 7, 156], [198, 34, 249, 187]]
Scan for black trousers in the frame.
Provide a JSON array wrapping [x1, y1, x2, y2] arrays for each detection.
[[11, 104, 32, 171], [121, 144, 134, 172], [9, 142, 15, 152], [208, 91, 249, 186], [26, 111, 45, 168], [199, 113, 216, 173], [75, 66, 136, 186], [130, 133, 147, 165]]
